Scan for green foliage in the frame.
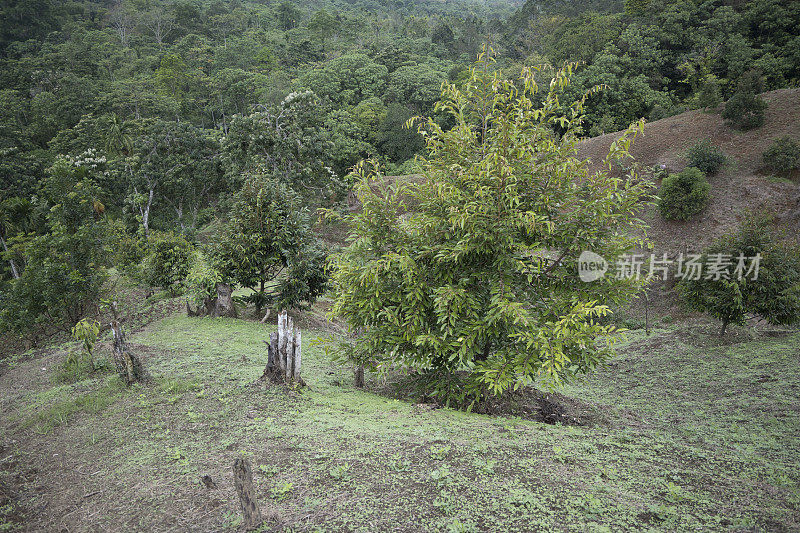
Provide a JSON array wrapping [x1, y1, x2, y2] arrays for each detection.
[[762, 136, 800, 175], [59, 317, 104, 381], [680, 220, 800, 335], [72, 317, 100, 360], [722, 71, 767, 131], [657, 167, 711, 221], [214, 174, 326, 313], [694, 74, 722, 110], [221, 91, 342, 202], [685, 140, 728, 176], [185, 253, 223, 307], [330, 55, 653, 406], [0, 154, 108, 335], [722, 91, 766, 130], [375, 104, 425, 164], [300, 54, 388, 107], [143, 232, 194, 293]]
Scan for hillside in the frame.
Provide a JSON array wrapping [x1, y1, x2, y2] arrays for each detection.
[[577, 88, 800, 254], [1, 311, 798, 531]]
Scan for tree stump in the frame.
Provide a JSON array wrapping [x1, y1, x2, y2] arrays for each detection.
[[110, 321, 146, 384], [261, 311, 304, 386], [212, 283, 237, 318], [233, 458, 263, 530]]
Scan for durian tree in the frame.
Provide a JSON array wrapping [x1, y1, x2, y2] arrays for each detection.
[[330, 53, 654, 407]]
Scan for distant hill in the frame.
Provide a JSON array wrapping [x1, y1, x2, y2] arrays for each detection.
[[577, 88, 800, 254]]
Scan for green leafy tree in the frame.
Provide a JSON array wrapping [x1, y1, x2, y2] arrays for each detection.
[[329, 56, 653, 406], [300, 54, 388, 107], [0, 154, 108, 337], [375, 104, 424, 164], [680, 220, 800, 336], [386, 63, 448, 113], [214, 174, 326, 315], [221, 91, 340, 203]]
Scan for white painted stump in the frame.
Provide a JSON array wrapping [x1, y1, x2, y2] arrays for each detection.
[[263, 310, 303, 385]]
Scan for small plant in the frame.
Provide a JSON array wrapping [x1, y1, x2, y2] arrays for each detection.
[[71, 318, 100, 370], [430, 464, 451, 484], [658, 167, 711, 220], [59, 318, 104, 382], [387, 454, 411, 472], [270, 481, 294, 500], [328, 464, 351, 481], [472, 457, 496, 475], [762, 136, 800, 175], [429, 444, 451, 460], [258, 464, 279, 477], [652, 164, 670, 181], [433, 490, 458, 516], [686, 140, 727, 175]]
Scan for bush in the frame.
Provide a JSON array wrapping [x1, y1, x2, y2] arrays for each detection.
[[143, 232, 194, 293], [185, 253, 222, 310], [680, 219, 800, 336], [113, 233, 147, 280], [686, 139, 728, 175], [722, 92, 766, 130], [762, 136, 800, 175], [722, 70, 766, 130], [658, 167, 711, 220]]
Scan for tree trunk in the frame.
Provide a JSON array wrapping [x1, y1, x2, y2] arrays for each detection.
[[0, 235, 19, 279], [720, 317, 729, 337], [233, 458, 263, 531], [111, 321, 146, 384], [261, 311, 303, 385], [212, 283, 237, 318], [354, 365, 365, 388]]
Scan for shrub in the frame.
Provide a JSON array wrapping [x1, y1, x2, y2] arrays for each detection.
[[680, 219, 800, 336], [722, 70, 766, 130], [762, 136, 800, 175], [113, 233, 147, 280], [722, 92, 766, 130], [185, 253, 223, 311], [686, 139, 728, 175], [658, 167, 711, 220], [143, 232, 194, 293]]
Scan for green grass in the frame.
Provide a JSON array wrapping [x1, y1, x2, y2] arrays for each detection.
[[9, 316, 800, 531]]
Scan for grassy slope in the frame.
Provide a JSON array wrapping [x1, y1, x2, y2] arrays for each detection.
[[1, 314, 798, 532]]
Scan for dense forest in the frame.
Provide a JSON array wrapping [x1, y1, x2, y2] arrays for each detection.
[[0, 0, 798, 338]]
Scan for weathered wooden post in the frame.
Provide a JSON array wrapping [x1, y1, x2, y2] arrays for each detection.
[[292, 330, 301, 382], [110, 320, 146, 385], [233, 457, 262, 530]]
